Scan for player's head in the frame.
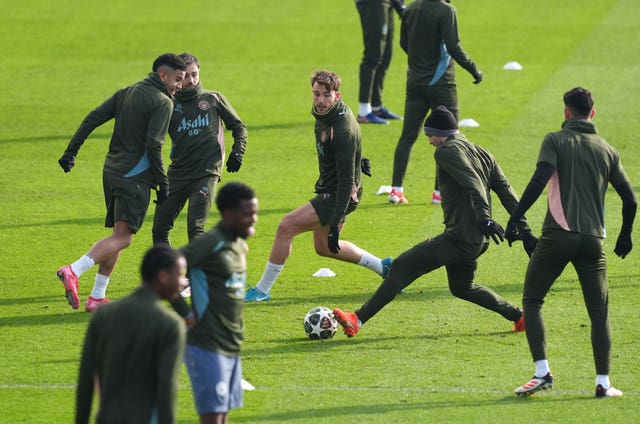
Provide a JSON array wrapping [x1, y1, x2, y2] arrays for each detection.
[[140, 245, 187, 301], [563, 87, 595, 120], [216, 182, 259, 239], [423, 105, 458, 147], [152, 53, 187, 96], [179, 52, 200, 90], [311, 70, 341, 114]]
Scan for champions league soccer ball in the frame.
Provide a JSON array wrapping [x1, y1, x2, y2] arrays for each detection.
[[303, 306, 338, 340]]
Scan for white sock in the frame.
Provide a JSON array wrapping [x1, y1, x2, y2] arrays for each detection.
[[596, 375, 611, 388], [90, 274, 110, 299], [71, 255, 95, 277], [358, 251, 383, 275], [392, 186, 404, 193], [255, 261, 283, 294], [534, 359, 551, 378], [359, 103, 372, 117]]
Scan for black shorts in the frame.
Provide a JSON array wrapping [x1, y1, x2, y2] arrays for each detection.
[[102, 172, 152, 233], [310, 193, 359, 226]]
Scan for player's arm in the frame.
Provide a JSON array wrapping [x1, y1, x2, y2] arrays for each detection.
[[509, 161, 554, 222], [611, 170, 637, 258], [75, 318, 98, 424], [399, 9, 409, 53], [155, 322, 185, 423], [441, 10, 482, 83], [145, 98, 172, 190], [59, 92, 119, 172], [329, 134, 358, 228], [214, 93, 248, 172]]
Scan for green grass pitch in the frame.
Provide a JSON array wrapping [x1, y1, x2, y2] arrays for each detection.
[[1, 0, 639, 422]]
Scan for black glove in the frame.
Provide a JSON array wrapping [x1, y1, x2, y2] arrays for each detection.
[[328, 226, 341, 254], [58, 153, 75, 173], [522, 232, 539, 258], [154, 185, 169, 205], [614, 229, 632, 259], [480, 219, 505, 245], [473, 69, 483, 84], [226, 152, 242, 173], [505, 220, 519, 246], [391, 0, 405, 16], [361, 157, 372, 177]]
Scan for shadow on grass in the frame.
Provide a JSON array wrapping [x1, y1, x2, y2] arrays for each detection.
[[233, 394, 593, 422], [0, 308, 90, 327]]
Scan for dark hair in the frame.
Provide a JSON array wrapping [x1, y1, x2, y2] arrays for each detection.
[[140, 245, 183, 283], [563, 87, 594, 118], [179, 52, 200, 68], [152, 53, 188, 72], [311, 69, 341, 92], [216, 182, 256, 213]]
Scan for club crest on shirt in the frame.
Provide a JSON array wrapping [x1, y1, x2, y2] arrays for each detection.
[[320, 131, 328, 143], [198, 100, 210, 111]]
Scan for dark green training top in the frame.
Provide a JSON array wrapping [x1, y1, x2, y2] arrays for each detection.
[[538, 119, 629, 238], [400, 0, 479, 86], [168, 82, 247, 181], [436, 134, 527, 243], [311, 99, 363, 227], [173, 222, 247, 356], [76, 286, 186, 424], [64, 73, 173, 188]]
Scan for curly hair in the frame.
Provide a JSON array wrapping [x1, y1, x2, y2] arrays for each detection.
[[310, 69, 341, 92], [216, 182, 256, 213], [152, 53, 187, 72]]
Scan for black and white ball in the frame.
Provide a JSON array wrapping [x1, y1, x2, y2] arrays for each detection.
[[303, 306, 338, 340]]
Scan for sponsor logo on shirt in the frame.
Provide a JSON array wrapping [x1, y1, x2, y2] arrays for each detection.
[[177, 114, 210, 136]]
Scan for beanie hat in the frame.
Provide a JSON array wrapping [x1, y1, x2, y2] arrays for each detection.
[[423, 105, 458, 137]]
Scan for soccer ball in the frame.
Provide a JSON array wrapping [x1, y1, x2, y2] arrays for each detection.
[[303, 306, 338, 340]]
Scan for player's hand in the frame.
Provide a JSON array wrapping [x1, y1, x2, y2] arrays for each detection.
[[328, 226, 341, 254], [522, 232, 538, 258], [480, 219, 504, 244], [391, 0, 405, 17], [361, 157, 372, 177], [226, 152, 242, 172], [505, 219, 519, 246], [473, 70, 483, 84], [614, 229, 632, 259], [58, 154, 75, 172], [154, 185, 169, 205]]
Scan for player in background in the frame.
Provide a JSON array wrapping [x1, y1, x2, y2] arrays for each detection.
[[334, 106, 530, 337], [170, 182, 258, 423], [508, 87, 637, 398], [152, 52, 248, 246], [76, 245, 187, 424], [244, 70, 391, 302], [57, 54, 187, 312], [388, 0, 482, 205], [354, 0, 404, 124]]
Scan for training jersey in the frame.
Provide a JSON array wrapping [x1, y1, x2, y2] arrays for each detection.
[[538, 119, 629, 238], [64, 73, 173, 188], [168, 82, 247, 181], [436, 134, 524, 243], [76, 286, 185, 424], [175, 222, 247, 356], [311, 99, 364, 227], [400, 0, 479, 87]]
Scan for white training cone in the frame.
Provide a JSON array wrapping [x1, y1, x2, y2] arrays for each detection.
[[241, 379, 256, 391], [376, 185, 392, 195], [459, 118, 480, 127], [312, 268, 336, 277], [503, 61, 523, 70]]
